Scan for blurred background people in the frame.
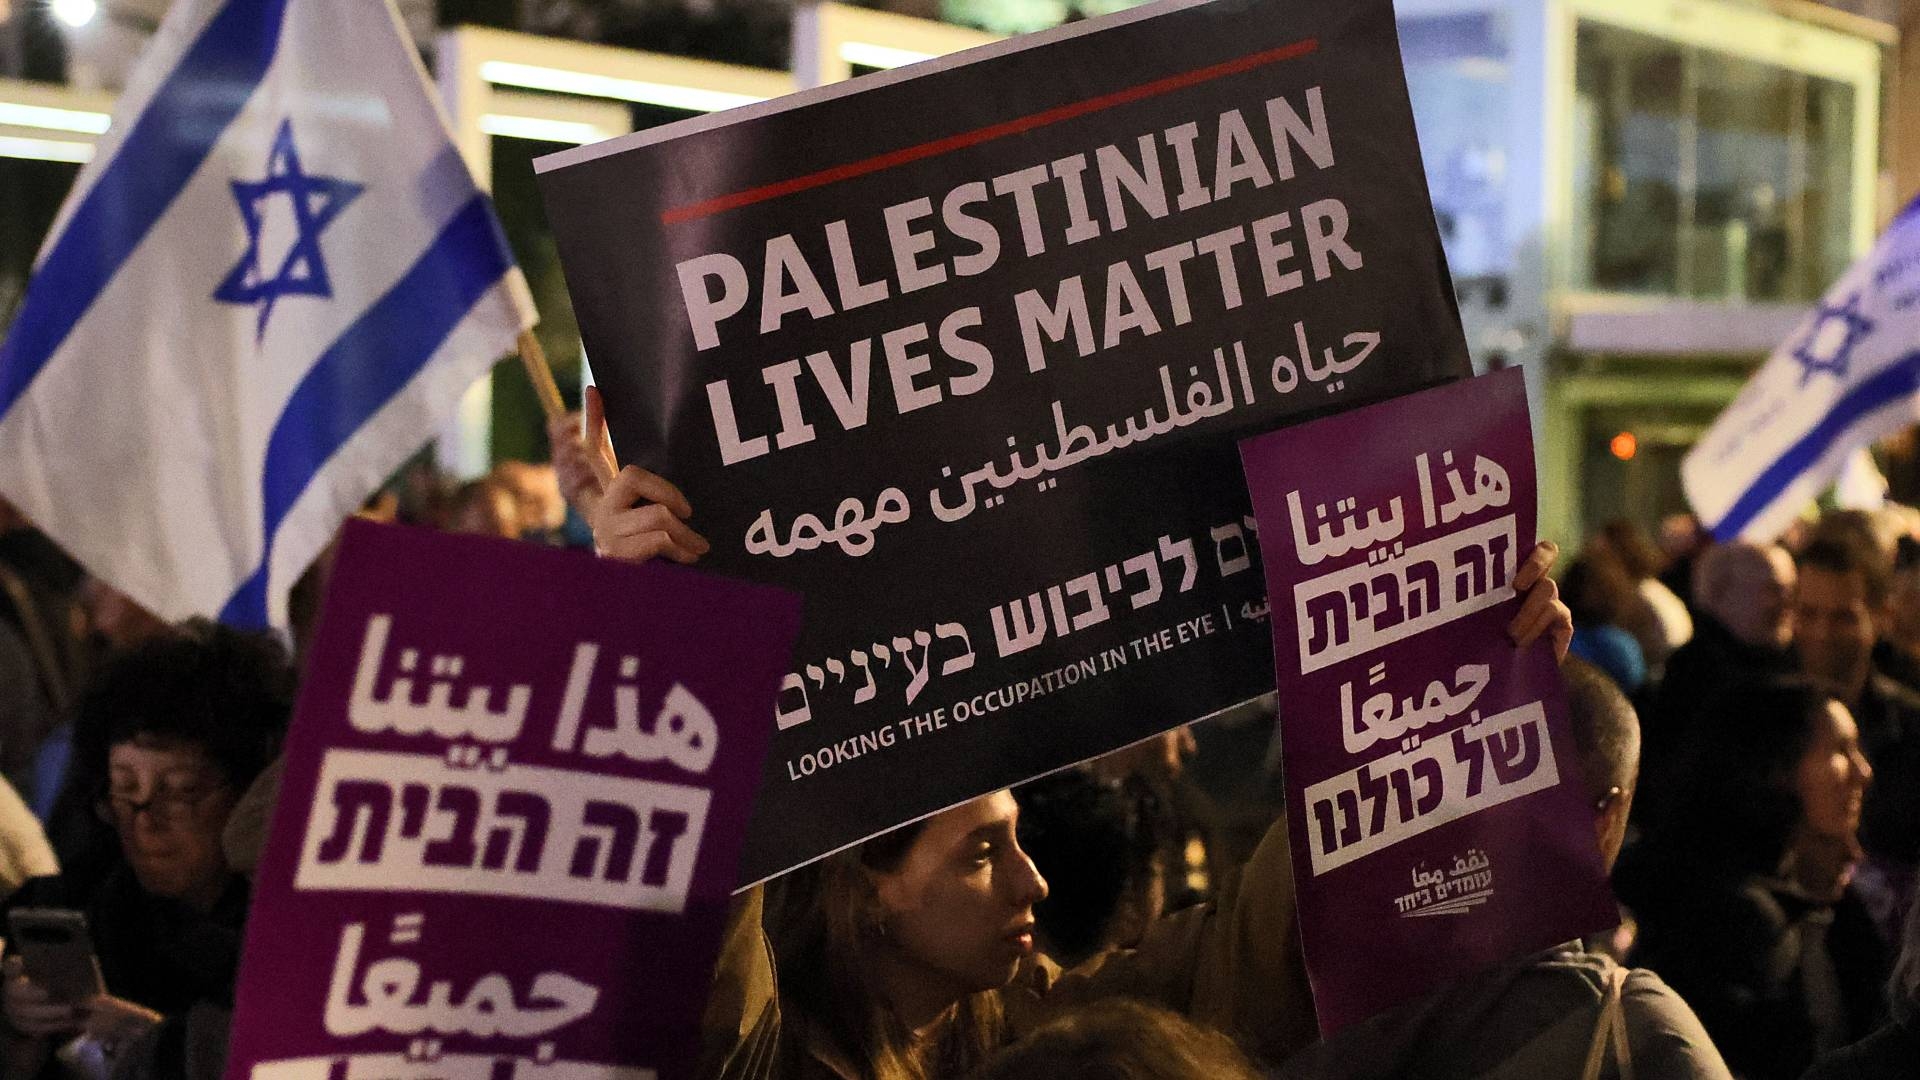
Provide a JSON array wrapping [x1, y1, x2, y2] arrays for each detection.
[[1872, 537, 1920, 694], [1591, 518, 1694, 677], [447, 477, 522, 539], [490, 460, 567, 542], [1791, 539, 1920, 942], [1647, 542, 1797, 772], [1565, 552, 1650, 695]]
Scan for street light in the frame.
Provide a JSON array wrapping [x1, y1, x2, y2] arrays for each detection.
[[49, 0, 99, 30]]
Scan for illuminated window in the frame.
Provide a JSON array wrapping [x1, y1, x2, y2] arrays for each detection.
[[1571, 22, 1857, 302]]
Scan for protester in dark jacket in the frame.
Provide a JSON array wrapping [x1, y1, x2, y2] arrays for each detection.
[[1644, 541, 1797, 790], [1619, 678, 1888, 1080]]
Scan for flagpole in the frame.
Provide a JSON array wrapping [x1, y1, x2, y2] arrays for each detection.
[[516, 329, 567, 422]]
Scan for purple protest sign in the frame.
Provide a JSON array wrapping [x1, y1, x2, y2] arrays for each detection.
[[1238, 368, 1615, 1032], [224, 520, 801, 1080]]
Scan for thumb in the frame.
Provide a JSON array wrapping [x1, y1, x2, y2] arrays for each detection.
[[584, 385, 618, 490]]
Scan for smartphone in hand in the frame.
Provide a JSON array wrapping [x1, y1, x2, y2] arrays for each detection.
[[7, 908, 105, 1004]]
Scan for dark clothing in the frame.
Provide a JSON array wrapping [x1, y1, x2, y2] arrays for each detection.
[[1870, 641, 1920, 698], [3, 866, 248, 1016], [1645, 614, 1793, 781], [1660, 554, 1697, 612], [1800, 1015, 1920, 1080], [1621, 870, 1890, 1080], [1279, 943, 1731, 1080], [1853, 673, 1920, 868]]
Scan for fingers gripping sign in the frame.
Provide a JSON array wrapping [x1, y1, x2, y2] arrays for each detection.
[[583, 386, 712, 565], [1506, 540, 1572, 663]]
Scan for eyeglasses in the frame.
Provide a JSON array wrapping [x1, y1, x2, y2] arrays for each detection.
[[98, 785, 227, 827]]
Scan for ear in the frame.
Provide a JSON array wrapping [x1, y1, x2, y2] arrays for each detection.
[[1593, 787, 1632, 872]]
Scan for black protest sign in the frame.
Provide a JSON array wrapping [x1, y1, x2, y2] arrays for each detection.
[[536, 0, 1469, 885]]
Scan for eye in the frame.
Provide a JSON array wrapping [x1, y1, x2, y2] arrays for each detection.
[[969, 842, 994, 865]]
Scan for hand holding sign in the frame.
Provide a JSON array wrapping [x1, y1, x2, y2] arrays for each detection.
[[541, 0, 1474, 885], [1506, 541, 1570, 661], [1239, 369, 1614, 1032], [580, 385, 711, 566], [223, 522, 801, 1080]]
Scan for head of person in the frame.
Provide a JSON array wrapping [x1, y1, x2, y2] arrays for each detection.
[[1692, 541, 1795, 650], [1561, 658, 1640, 870], [76, 620, 292, 909], [1640, 677, 1871, 880], [78, 576, 168, 653], [489, 460, 566, 536], [1014, 771, 1167, 967], [1659, 513, 1706, 564], [1808, 508, 1901, 568], [1562, 552, 1635, 629], [1591, 519, 1666, 582], [449, 478, 519, 539], [1793, 538, 1890, 697], [970, 999, 1262, 1080], [771, 790, 1048, 1080], [1887, 537, 1920, 654]]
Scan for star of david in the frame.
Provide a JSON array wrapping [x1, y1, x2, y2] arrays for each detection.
[[213, 119, 365, 340], [1791, 291, 1875, 386]]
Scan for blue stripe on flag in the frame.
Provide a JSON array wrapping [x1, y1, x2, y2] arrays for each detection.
[[1710, 350, 1920, 540], [219, 196, 514, 628], [0, 0, 291, 420]]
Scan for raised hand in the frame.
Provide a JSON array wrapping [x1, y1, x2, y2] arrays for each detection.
[[1508, 541, 1572, 662], [578, 386, 710, 565]]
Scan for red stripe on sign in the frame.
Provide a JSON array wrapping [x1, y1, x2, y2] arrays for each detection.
[[660, 37, 1320, 226]]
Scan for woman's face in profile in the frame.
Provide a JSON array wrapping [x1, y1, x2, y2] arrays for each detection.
[[105, 738, 238, 906], [872, 791, 1051, 995], [1796, 700, 1873, 840]]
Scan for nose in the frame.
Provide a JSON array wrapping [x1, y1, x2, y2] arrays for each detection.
[[1010, 846, 1048, 906], [1853, 750, 1874, 788]]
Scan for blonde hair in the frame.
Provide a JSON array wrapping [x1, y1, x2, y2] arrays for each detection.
[[768, 825, 1008, 1080]]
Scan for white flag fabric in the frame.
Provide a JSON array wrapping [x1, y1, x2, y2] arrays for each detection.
[[0, 0, 533, 629], [1684, 201, 1920, 542]]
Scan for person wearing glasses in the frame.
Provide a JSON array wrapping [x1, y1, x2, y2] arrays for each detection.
[[0, 620, 292, 1080]]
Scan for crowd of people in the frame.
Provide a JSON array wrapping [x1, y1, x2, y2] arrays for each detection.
[[1564, 509, 1920, 1079], [0, 399, 1916, 1080]]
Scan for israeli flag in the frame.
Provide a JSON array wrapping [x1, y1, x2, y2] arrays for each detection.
[[1685, 200, 1920, 542], [0, 0, 533, 630]]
